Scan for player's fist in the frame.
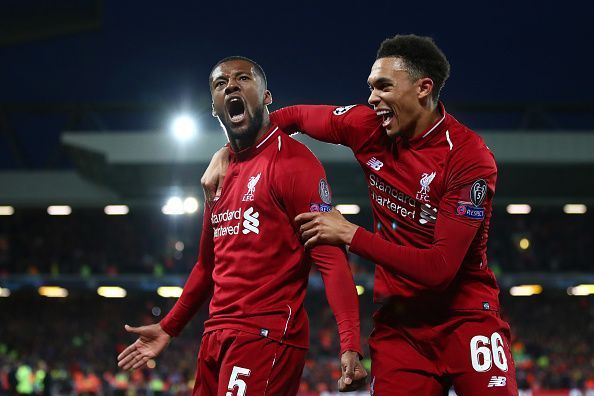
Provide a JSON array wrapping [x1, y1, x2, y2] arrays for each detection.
[[117, 323, 171, 370], [295, 208, 359, 249], [338, 350, 367, 392]]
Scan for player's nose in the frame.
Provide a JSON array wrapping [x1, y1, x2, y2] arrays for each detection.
[[225, 80, 240, 95], [368, 90, 380, 107]]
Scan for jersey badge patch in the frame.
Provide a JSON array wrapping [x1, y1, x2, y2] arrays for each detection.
[[318, 179, 331, 204], [470, 179, 487, 207], [310, 203, 332, 213], [333, 105, 356, 116], [456, 202, 485, 220], [242, 173, 261, 202], [416, 171, 436, 202]]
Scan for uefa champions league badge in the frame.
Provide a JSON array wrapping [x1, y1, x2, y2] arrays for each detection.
[[318, 179, 331, 204], [456, 179, 487, 220]]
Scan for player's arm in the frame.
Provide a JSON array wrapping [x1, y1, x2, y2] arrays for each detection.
[[271, 104, 377, 150], [117, 206, 215, 370], [159, 205, 215, 336], [272, 148, 366, 390], [348, 211, 477, 290], [298, 147, 497, 291]]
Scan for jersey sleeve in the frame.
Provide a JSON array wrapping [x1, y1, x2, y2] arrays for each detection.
[[272, 146, 362, 355], [270, 104, 379, 153], [439, 141, 497, 228], [160, 206, 215, 336], [349, 212, 477, 290]]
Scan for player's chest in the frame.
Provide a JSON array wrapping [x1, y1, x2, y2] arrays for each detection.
[[356, 141, 448, 227], [210, 160, 276, 242]]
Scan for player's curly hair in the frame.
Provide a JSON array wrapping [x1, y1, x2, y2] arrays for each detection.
[[377, 34, 450, 104], [209, 56, 267, 88]]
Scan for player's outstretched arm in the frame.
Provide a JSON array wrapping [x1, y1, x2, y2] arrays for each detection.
[[296, 207, 475, 290], [159, 206, 215, 336], [117, 324, 170, 370], [271, 105, 377, 150]]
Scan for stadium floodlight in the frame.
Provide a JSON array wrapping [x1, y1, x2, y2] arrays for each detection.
[[157, 286, 183, 298], [0, 206, 14, 216], [104, 205, 129, 215], [336, 204, 361, 215], [356, 285, 365, 296], [0, 287, 10, 297], [509, 284, 542, 297], [38, 286, 68, 298], [567, 284, 594, 296], [519, 238, 530, 250], [47, 205, 72, 216], [175, 241, 185, 252], [506, 204, 531, 215], [563, 204, 587, 214], [171, 114, 197, 142], [97, 286, 127, 298], [162, 197, 184, 215], [183, 197, 199, 214]]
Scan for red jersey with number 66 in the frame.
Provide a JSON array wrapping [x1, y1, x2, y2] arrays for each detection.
[[271, 103, 501, 312]]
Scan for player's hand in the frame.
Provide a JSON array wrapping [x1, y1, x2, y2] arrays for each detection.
[[295, 208, 359, 249], [117, 323, 171, 370], [338, 350, 367, 391], [201, 146, 230, 203]]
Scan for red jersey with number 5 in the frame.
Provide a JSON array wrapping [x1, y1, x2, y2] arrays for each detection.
[[160, 125, 361, 355]]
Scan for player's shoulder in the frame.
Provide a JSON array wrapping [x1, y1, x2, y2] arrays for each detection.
[[445, 114, 495, 166], [273, 129, 324, 169], [331, 104, 378, 125]]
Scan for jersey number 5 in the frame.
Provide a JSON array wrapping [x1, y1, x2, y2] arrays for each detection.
[[226, 366, 251, 396], [469, 332, 508, 372]]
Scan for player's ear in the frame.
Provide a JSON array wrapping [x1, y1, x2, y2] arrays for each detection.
[[264, 90, 273, 106], [417, 77, 434, 101], [211, 102, 217, 117]]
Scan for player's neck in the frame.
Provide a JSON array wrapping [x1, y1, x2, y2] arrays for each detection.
[[229, 118, 272, 152], [410, 102, 442, 139]]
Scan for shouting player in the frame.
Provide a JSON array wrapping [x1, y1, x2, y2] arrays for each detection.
[[203, 36, 518, 395], [117, 57, 367, 395]]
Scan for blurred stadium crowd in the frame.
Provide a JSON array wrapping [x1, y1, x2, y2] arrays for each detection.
[[1, 209, 593, 395], [1, 208, 592, 276]]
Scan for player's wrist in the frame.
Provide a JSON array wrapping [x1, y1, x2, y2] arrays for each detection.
[[342, 223, 359, 245]]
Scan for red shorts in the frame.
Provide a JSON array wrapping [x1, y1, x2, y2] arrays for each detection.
[[193, 328, 307, 396], [369, 305, 518, 395]]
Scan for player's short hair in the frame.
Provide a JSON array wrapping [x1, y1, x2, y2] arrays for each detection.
[[377, 34, 450, 104], [209, 56, 267, 88]]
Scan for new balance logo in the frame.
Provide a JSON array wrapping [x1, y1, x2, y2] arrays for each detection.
[[242, 207, 260, 234], [487, 376, 507, 387], [367, 157, 383, 171]]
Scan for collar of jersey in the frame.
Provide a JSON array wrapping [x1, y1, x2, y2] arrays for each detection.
[[406, 102, 449, 149], [227, 125, 280, 161]]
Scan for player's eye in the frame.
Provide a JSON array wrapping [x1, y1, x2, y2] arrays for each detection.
[[214, 80, 226, 89], [239, 75, 250, 81]]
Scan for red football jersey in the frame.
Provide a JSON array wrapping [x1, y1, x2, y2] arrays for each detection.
[[160, 126, 361, 354], [271, 103, 501, 311]]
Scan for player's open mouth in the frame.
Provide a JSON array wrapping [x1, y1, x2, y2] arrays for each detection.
[[376, 109, 394, 128], [226, 97, 246, 124]]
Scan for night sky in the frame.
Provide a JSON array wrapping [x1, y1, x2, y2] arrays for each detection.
[[1, 1, 593, 167]]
